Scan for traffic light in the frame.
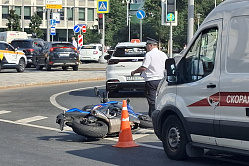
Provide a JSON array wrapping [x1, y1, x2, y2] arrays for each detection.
[[98, 14, 103, 30], [166, 0, 176, 22]]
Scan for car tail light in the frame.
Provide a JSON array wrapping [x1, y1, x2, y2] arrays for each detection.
[[50, 47, 55, 52], [24, 48, 34, 54], [93, 51, 98, 54]]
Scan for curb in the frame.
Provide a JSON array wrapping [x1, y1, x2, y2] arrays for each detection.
[[0, 77, 106, 90]]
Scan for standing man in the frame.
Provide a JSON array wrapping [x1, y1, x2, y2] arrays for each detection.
[[131, 37, 168, 117], [72, 37, 77, 48]]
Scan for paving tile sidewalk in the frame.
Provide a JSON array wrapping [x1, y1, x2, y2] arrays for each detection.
[[0, 63, 107, 90]]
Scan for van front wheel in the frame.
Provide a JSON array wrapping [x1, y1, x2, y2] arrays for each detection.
[[162, 115, 188, 160]]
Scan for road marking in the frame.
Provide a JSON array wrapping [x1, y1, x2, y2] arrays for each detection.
[[15, 116, 48, 124], [136, 143, 164, 150], [0, 110, 11, 114], [50, 85, 105, 111], [0, 118, 61, 131]]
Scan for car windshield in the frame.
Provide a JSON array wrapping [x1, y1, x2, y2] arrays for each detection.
[[113, 47, 147, 57], [81, 46, 96, 49], [11, 41, 32, 48], [52, 43, 74, 47]]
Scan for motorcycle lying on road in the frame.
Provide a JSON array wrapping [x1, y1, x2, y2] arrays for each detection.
[[56, 87, 153, 138]]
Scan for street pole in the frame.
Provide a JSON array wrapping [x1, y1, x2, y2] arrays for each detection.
[[140, 19, 142, 41], [170, 21, 173, 58], [21, 0, 24, 32], [187, 0, 194, 44], [47, 9, 50, 42], [66, 18, 68, 42], [126, 0, 129, 26], [128, 16, 131, 42], [99, 14, 106, 63]]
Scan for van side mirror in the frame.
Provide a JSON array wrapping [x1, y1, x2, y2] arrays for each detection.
[[165, 58, 177, 83], [104, 54, 111, 60]]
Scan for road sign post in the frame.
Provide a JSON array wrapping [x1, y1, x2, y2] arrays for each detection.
[[97, 0, 109, 63], [73, 25, 81, 33], [78, 35, 83, 47], [50, 19, 56, 26], [82, 25, 86, 33], [51, 27, 56, 36], [136, 10, 145, 42]]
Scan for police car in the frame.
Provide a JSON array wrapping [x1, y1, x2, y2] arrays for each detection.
[[105, 41, 147, 96], [0, 41, 27, 72]]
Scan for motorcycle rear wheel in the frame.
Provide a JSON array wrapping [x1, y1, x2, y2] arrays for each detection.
[[72, 119, 108, 138], [138, 115, 153, 128]]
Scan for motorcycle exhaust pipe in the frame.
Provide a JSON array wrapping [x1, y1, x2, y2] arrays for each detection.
[[91, 110, 109, 123]]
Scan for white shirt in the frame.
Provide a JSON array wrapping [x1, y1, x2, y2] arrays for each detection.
[[72, 40, 77, 48], [141, 48, 168, 81]]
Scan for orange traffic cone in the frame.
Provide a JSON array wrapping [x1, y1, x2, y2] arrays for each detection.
[[113, 100, 139, 148]]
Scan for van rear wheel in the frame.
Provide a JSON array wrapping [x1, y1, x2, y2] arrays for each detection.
[[162, 115, 188, 160]]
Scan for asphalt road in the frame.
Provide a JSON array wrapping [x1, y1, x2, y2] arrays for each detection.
[[1, 80, 249, 166]]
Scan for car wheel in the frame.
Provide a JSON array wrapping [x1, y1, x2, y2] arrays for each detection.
[[73, 65, 79, 71], [0, 61, 2, 71], [45, 61, 51, 71], [16, 59, 25, 72], [162, 115, 188, 160], [62, 66, 68, 71]]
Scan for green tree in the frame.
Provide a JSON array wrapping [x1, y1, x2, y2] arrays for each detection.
[[6, 9, 21, 31], [29, 13, 44, 38], [82, 25, 102, 44], [105, 0, 127, 46], [142, 0, 224, 51]]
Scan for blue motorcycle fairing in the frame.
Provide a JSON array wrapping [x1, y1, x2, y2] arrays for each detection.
[[66, 108, 90, 114], [65, 101, 138, 118]]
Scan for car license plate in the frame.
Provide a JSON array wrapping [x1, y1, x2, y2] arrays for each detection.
[[126, 76, 144, 81], [60, 53, 69, 56]]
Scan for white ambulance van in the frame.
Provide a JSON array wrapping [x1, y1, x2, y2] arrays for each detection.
[[152, 0, 249, 160], [0, 31, 28, 43]]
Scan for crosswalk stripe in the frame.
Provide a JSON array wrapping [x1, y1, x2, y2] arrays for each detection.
[[0, 110, 11, 115], [15, 116, 48, 124]]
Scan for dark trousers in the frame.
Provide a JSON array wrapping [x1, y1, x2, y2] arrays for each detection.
[[145, 80, 161, 117]]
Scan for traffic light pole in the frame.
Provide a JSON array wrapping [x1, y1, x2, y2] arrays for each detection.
[[169, 21, 173, 58]]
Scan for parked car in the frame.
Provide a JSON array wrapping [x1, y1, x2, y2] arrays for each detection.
[[11, 38, 45, 67], [79, 44, 103, 62], [104, 42, 147, 96], [33, 42, 80, 71], [0, 41, 27, 72]]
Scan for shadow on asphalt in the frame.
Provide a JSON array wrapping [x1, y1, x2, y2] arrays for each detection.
[[38, 132, 102, 143]]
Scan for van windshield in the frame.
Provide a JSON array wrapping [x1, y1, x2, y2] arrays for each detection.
[[113, 47, 146, 57]]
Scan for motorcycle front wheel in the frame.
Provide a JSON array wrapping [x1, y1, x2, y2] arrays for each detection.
[[72, 118, 108, 138]]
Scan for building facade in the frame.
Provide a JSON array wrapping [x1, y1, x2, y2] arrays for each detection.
[[0, 0, 99, 41]]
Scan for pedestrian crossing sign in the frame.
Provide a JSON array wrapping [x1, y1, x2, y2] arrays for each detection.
[[97, 0, 109, 13]]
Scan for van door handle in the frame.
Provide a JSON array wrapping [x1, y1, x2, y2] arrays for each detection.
[[207, 84, 216, 88]]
